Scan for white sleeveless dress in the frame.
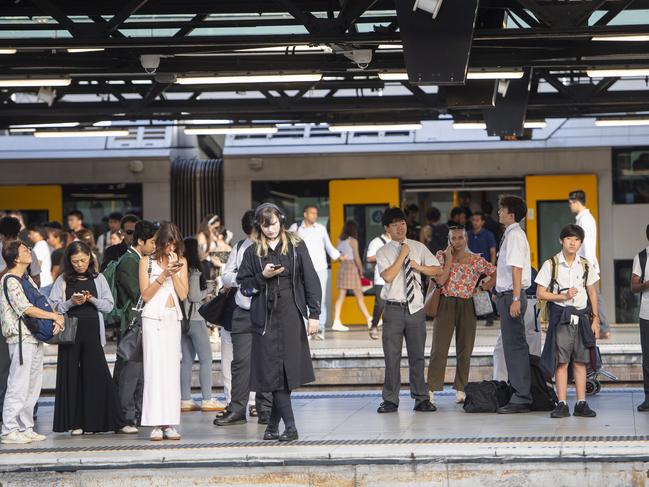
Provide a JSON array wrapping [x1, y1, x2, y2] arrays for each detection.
[[141, 258, 182, 426]]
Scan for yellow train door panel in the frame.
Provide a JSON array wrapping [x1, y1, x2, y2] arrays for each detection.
[[329, 179, 400, 326], [0, 185, 62, 223], [525, 174, 598, 269]]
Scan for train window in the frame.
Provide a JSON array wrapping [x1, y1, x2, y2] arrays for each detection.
[[62, 183, 143, 236], [613, 147, 649, 204], [251, 180, 329, 228], [536, 200, 575, 266], [614, 259, 640, 323]]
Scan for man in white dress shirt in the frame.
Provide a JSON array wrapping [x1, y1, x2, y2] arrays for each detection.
[[494, 195, 533, 414], [289, 205, 345, 338], [375, 208, 441, 414], [568, 190, 610, 338]]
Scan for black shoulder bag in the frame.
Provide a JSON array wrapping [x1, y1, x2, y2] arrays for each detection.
[[116, 256, 151, 362]]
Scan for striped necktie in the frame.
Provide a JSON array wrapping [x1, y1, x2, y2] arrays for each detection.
[[403, 250, 416, 305]]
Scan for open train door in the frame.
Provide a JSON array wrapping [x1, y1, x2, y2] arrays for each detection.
[[525, 174, 598, 270], [0, 185, 63, 224], [329, 179, 400, 326]]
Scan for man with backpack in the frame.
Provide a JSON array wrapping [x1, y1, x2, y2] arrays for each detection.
[[631, 224, 649, 412], [366, 227, 391, 340], [108, 220, 157, 430], [536, 224, 600, 419]]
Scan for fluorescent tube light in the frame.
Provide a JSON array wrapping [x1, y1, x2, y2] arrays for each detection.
[[328, 123, 422, 132], [523, 121, 547, 129], [453, 122, 487, 129], [236, 45, 332, 53], [377, 44, 403, 50], [595, 118, 649, 127], [0, 49, 16, 54], [0, 78, 71, 87], [378, 73, 409, 81], [592, 35, 649, 42], [466, 70, 524, 80], [184, 119, 232, 125], [131, 79, 153, 85], [11, 122, 79, 129], [67, 48, 105, 53], [33, 129, 130, 138], [176, 74, 322, 85], [184, 126, 278, 135], [586, 68, 649, 77]]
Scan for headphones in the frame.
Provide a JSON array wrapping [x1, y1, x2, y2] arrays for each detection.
[[254, 203, 286, 228]]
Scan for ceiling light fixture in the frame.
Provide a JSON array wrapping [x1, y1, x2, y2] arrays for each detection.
[[0, 78, 72, 87], [0, 49, 16, 54], [328, 123, 422, 132], [236, 45, 332, 53], [586, 68, 649, 77], [379, 70, 524, 81], [33, 129, 130, 138], [67, 48, 105, 53], [184, 119, 232, 125], [10, 122, 79, 129], [176, 74, 322, 85], [592, 35, 649, 42], [452, 122, 487, 129], [413, 0, 444, 19], [377, 44, 403, 50], [184, 126, 278, 135], [594, 117, 649, 127], [523, 120, 547, 129]]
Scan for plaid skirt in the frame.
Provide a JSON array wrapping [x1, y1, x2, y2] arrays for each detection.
[[337, 261, 361, 290]]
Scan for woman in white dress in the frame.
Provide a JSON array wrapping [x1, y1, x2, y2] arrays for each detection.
[[139, 222, 188, 441]]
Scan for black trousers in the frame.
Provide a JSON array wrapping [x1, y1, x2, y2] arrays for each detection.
[[640, 318, 649, 397], [113, 355, 144, 426], [230, 308, 272, 416], [371, 285, 385, 327]]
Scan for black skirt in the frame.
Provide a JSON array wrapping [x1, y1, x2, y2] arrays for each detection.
[[53, 278, 126, 432]]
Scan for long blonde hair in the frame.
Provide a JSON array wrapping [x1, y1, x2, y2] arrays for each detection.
[[253, 206, 301, 257]]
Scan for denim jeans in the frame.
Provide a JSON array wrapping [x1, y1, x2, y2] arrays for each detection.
[[180, 320, 213, 401]]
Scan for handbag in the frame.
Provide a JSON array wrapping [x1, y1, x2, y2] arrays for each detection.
[[198, 288, 233, 325], [116, 256, 151, 362], [424, 280, 441, 318], [181, 301, 194, 334], [473, 290, 493, 317], [46, 315, 78, 345]]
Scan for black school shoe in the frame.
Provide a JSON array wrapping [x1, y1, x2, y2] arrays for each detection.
[[497, 402, 531, 414], [638, 400, 649, 412], [263, 424, 280, 441], [278, 426, 299, 442], [573, 401, 597, 418], [258, 411, 271, 424], [550, 402, 570, 418], [377, 401, 398, 414], [413, 399, 437, 412]]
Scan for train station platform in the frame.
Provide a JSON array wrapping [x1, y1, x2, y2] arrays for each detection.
[[2, 388, 649, 485]]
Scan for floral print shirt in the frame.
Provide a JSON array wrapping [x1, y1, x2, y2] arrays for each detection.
[[0, 274, 37, 344], [435, 251, 496, 299]]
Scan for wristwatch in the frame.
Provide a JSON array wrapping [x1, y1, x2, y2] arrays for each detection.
[[512, 296, 520, 302]]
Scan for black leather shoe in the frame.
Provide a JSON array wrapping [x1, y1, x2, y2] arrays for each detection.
[[263, 425, 280, 440], [278, 426, 299, 442], [214, 410, 246, 426], [497, 402, 531, 414], [213, 405, 231, 419], [258, 411, 271, 425], [413, 400, 437, 412], [638, 400, 649, 412], [377, 401, 399, 413], [550, 402, 570, 418]]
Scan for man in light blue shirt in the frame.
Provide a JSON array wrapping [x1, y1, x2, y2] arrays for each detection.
[[289, 205, 344, 339]]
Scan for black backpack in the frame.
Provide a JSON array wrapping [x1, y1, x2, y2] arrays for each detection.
[[529, 354, 558, 411], [463, 380, 512, 413]]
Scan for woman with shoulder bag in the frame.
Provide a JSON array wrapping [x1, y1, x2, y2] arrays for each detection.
[[427, 226, 496, 405], [50, 241, 131, 435], [140, 222, 188, 441], [0, 240, 63, 444], [180, 237, 225, 413]]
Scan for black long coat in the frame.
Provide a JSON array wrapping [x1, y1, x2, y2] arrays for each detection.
[[237, 239, 321, 391]]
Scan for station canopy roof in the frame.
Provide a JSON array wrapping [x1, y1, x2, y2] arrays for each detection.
[[2, 1, 649, 136]]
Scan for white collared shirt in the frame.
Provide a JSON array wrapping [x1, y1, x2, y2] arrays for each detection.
[[495, 222, 531, 292], [288, 221, 340, 272], [632, 246, 649, 320], [575, 208, 600, 273], [222, 238, 253, 310], [367, 234, 390, 286], [376, 239, 440, 314], [535, 251, 599, 310]]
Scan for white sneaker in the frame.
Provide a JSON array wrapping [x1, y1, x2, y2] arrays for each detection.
[[2, 430, 32, 444], [200, 399, 226, 412], [331, 320, 349, 332], [315, 332, 325, 341], [70, 428, 84, 436], [23, 429, 46, 441], [118, 425, 139, 434], [181, 400, 200, 412], [163, 427, 181, 440], [456, 391, 466, 404], [150, 427, 163, 441]]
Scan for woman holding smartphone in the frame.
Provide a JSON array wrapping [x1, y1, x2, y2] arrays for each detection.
[[139, 222, 188, 441], [50, 241, 131, 435], [237, 203, 321, 442]]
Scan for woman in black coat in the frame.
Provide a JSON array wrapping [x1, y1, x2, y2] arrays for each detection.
[[237, 203, 321, 442]]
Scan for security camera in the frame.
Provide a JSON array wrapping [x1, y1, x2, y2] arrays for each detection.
[[413, 0, 443, 18], [343, 49, 373, 69], [140, 54, 161, 74]]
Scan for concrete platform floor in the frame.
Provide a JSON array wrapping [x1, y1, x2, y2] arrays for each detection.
[[4, 388, 649, 475]]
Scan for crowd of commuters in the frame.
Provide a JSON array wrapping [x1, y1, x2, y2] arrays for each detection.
[[0, 186, 645, 446]]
